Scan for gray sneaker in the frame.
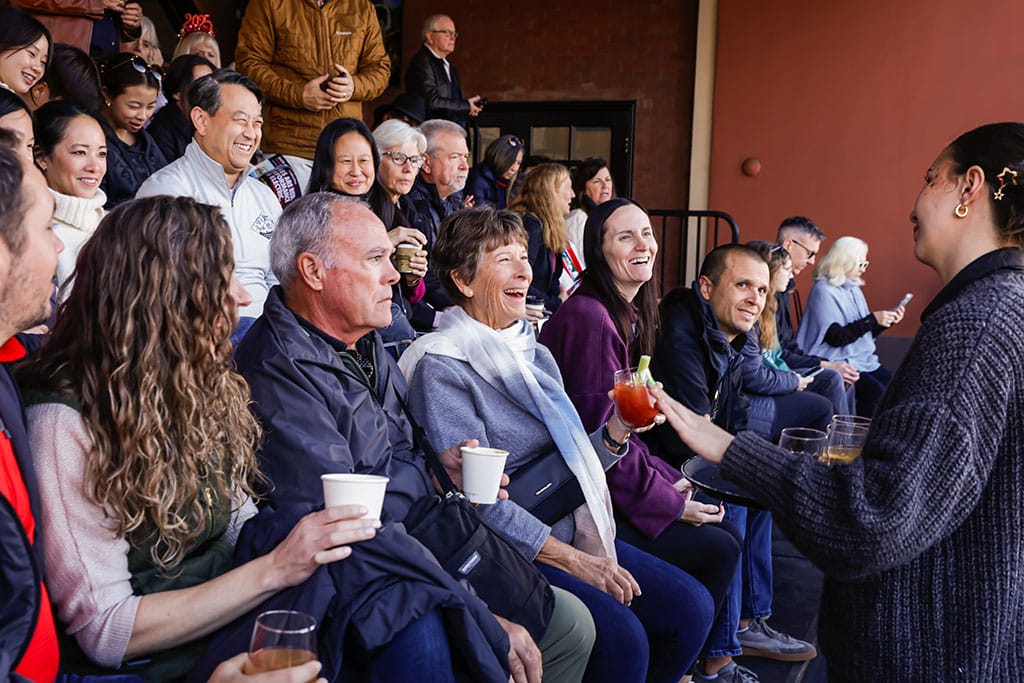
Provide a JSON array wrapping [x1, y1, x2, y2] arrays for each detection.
[[693, 661, 759, 682], [737, 618, 817, 662]]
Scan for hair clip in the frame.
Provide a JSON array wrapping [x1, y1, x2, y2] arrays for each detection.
[[994, 166, 1019, 201], [179, 13, 215, 41]]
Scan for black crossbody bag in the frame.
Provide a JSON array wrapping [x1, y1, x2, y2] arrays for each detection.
[[503, 451, 586, 526], [398, 397, 555, 641]]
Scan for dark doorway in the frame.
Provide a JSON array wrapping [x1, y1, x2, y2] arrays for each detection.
[[471, 100, 636, 197]]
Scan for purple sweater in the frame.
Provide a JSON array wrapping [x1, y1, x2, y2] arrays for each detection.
[[539, 291, 686, 537]]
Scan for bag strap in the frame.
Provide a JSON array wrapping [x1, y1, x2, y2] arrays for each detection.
[[393, 389, 463, 499]]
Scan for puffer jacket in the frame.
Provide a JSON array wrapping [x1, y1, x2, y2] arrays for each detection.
[[235, 0, 391, 159], [0, 360, 44, 683]]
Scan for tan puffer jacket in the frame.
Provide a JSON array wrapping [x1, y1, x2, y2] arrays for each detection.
[[236, 0, 391, 159]]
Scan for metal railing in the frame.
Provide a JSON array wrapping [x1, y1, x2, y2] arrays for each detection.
[[647, 209, 741, 292]]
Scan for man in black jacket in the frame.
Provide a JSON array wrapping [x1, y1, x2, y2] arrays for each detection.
[[0, 134, 62, 683], [776, 216, 859, 391], [646, 244, 816, 683], [236, 192, 595, 683], [404, 14, 483, 127]]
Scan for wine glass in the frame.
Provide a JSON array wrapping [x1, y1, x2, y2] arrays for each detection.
[[830, 414, 872, 430], [823, 424, 869, 466], [247, 610, 317, 678], [778, 427, 827, 459]]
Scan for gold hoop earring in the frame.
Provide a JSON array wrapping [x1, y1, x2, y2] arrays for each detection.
[[954, 203, 969, 218]]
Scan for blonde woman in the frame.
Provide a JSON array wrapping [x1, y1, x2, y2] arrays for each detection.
[[173, 29, 222, 68], [796, 235, 905, 417], [510, 162, 575, 312]]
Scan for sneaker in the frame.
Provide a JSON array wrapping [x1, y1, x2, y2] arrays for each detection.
[[693, 661, 759, 682], [737, 617, 817, 662]]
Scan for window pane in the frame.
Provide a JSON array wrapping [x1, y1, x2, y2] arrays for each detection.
[[531, 126, 570, 159], [572, 126, 612, 161], [475, 127, 502, 166]]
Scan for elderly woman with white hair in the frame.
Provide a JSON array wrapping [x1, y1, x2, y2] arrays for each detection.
[[796, 236, 905, 417]]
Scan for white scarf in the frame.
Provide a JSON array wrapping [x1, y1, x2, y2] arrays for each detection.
[[400, 306, 617, 560]]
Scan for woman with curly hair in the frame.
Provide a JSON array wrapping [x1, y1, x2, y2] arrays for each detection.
[[17, 196, 379, 681], [510, 162, 576, 312]]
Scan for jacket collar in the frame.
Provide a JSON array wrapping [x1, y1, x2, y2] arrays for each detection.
[[183, 139, 254, 194], [921, 247, 1024, 321]]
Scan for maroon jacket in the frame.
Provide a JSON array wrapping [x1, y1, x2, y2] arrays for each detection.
[[539, 288, 686, 538]]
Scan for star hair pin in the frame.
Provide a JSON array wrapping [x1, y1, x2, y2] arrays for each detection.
[[994, 166, 1018, 201]]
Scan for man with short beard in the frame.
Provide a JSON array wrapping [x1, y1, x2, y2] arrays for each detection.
[[405, 118, 470, 325], [0, 133, 63, 683]]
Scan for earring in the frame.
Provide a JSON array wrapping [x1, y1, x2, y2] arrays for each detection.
[[954, 203, 969, 218], [465, 289, 474, 297]]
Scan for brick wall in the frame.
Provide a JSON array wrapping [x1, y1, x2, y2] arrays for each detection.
[[368, 0, 699, 211]]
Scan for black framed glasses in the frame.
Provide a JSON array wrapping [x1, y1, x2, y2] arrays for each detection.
[[382, 151, 425, 168], [790, 239, 817, 259], [105, 54, 162, 84]]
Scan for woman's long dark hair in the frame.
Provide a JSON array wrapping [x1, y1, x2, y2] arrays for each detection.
[[307, 117, 398, 228], [580, 197, 660, 359]]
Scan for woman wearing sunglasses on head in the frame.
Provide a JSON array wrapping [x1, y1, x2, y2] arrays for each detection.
[[97, 52, 166, 207], [467, 134, 524, 210]]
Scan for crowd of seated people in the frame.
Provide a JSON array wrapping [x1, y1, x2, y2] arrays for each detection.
[[1, 4, 996, 683]]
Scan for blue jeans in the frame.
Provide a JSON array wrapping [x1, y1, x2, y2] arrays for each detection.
[[231, 316, 257, 347], [539, 538, 714, 683], [705, 505, 774, 658], [370, 608, 462, 683]]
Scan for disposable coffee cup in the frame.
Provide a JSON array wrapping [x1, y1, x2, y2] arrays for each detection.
[[395, 243, 418, 274], [459, 446, 509, 504], [525, 295, 544, 314], [321, 473, 389, 520]]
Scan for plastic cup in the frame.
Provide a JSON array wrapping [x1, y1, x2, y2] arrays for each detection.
[[459, 446, 509, 504], [778, 427, 827, 459], [525, 295, 545, 315], [394, 243, 418, 274], [320, 473, 389, 520], [247, 610, 317, 679]]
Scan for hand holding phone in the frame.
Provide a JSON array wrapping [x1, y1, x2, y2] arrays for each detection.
[[801, 366, 825, 378], [895, 292, 913, 309]]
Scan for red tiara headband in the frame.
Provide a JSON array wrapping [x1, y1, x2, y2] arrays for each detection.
[[178, 13, 215, 41]]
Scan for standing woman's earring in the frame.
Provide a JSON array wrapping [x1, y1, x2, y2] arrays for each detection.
[[954, 203, 969, 218]]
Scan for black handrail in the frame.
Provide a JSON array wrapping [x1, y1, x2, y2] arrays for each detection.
[[647, 209, 740, 291]]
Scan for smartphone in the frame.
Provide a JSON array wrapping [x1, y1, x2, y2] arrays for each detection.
[[801, 366, 825, 378], [895, 292, 913, 309]]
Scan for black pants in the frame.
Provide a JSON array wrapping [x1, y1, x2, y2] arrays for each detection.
[[856, 366, 893, 418]]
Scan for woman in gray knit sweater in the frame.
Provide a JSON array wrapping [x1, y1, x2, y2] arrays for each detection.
[[654, 123, 1024, 680]]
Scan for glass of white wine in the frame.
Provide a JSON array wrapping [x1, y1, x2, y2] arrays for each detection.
[[823, 424, 869, 466], [247, 610, 318, 681], [779, 427, 827, 459]]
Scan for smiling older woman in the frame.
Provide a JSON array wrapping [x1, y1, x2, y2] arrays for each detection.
[[400, 204, 715, 683]]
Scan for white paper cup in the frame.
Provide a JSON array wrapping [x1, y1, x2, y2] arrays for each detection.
[[459, 446, 509, 504], [321, 473, 389, 520]]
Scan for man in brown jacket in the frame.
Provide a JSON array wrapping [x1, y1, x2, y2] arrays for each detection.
[[236, 0, 391, 193]]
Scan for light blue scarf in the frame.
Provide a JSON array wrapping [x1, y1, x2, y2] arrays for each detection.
[[399, 306, 617, 560]]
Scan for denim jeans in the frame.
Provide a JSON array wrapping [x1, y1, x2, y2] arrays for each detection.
[[369, 608, 461, 683], [539, 538, 714, 683], [231, 316, 257, 348], [704, 504, 774, 658]]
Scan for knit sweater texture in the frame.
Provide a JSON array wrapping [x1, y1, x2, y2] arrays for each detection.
[[721, 251, 1024, 680]]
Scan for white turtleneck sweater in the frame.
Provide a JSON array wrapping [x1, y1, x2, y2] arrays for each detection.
[[51, 188, 107, 297]]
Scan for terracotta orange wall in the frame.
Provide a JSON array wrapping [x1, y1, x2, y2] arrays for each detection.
[[389, 0, 698, 210], [709, 1, 1024, 335]]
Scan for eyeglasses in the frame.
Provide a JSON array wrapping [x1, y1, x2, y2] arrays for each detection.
[[857, 260, 870, 269], [790, 239, 817, 259], [105, 54, 162, 84], [430, 29, 459, 38], [382, 151, 425, 168]]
